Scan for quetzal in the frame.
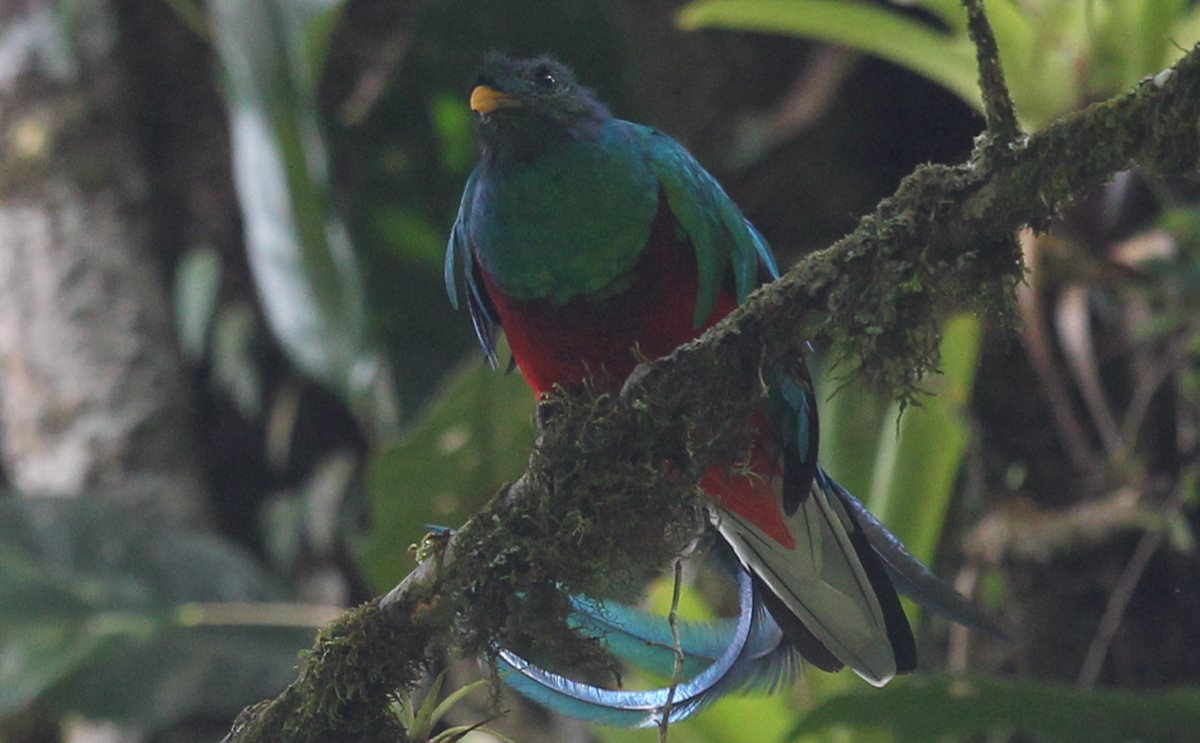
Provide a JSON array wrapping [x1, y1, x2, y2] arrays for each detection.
[[445, 53, 997, 727]]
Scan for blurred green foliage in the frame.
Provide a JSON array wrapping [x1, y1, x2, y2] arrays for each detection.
[[0, 498, 315, 731], [682, 0, 982, 109], [681, 0, 1200, 129], [358, 353, 535, 592], [211, 0, 380, 411], [863, 315, 981, 576]]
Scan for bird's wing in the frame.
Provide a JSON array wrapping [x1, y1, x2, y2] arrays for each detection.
[[444, 167, 501, 367], [629, 122, 779, 327]]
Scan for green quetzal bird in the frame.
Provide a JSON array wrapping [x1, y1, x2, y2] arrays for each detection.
[[445, 54, 997, 727]]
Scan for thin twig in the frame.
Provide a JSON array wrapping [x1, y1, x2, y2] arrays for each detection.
[[1077, 491, 1184, 688], [731, 47, 860, 168], [659, 559, 686, 743], [1018, 233, 1096, 471], [1120, 324, 1200, 449], [173, 602, 344, 628], [946, 565, 980, 675], [1054, 285, 1126, 458], [964, 487, 1152, 565], [962, 0, 1022, 148], [337, 28, 413, 126]]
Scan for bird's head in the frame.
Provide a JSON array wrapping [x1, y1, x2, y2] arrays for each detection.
[[469, 53, 610, 160]]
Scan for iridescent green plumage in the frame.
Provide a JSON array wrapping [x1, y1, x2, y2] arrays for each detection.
[[445, 55, 774, 353]]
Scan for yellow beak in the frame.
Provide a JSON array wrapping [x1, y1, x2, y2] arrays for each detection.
[[470, 85, 520, 114]]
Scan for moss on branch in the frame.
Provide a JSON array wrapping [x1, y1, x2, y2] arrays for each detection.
[[223, 42, 1200, 743]]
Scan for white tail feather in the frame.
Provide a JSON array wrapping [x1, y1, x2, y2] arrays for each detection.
[[712, 481, 897, 686]]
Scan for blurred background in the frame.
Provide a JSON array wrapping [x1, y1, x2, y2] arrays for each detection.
[[2, 1, 1200, 741]]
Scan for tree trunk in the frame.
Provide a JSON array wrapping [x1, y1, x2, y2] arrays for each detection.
[[0, 0, 206, 523]]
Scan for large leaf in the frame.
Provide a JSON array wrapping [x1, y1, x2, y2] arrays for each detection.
[[679, 0, 1200, 131], [907, 0, 969, 30], [865, 314, 981, 566], [788, 676, 1200, 742], [210, 0, 377, 401], [678, 0, 981, 110], [816, 360, 888, 502], [0, 497, 314, 728], [43, 625, 312, 730], [1177, 6, 1200, 61], [357, 354, 536, 591]]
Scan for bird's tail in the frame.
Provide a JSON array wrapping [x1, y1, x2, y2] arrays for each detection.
[[496, 560, 798, 728], [494, 469, 1001, 727], [827, 476, 1006, 641], [715, 466, 1004, 687], [489, 470, 1003, 724], [713, 465, 915, 686]]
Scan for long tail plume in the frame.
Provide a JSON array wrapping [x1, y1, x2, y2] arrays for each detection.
[[493, 473, 1002, 727], [496, 565, 798, 727], [829, 479, 1006, 640]]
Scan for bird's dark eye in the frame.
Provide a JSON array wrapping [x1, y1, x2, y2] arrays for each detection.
[[533, 67, 557, 89]]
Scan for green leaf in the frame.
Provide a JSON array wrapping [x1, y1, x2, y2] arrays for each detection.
[[1099, 0, 1187, 93], [978, 0, 1053, 128], [44, 624, 312, 730], [594, 687, 796, 743], [356, 353, 536, 590], [209, 0, 377, 401], [394, 691, 416, 728], [678, 0, 981, 110], [908, 0, 968, 30], [0, 498, 310, 728], [431, 92, 477, 176], [788, 676, 1200, 742], [865, 314, 981, 567], [0, 614, 119, 720], [1175, 6, 1200, 62], [434, 723, 517, 743], [411, 670, 446, 738], [816, 361, 888, 502], [370, 208, 449, 270], [174, 246, 223, 362], [162, 0, 210, 40], [295, 0, 344, 82], [429, 677, 491, 730], [1133, 0, 1181, 83], [211, 302, 264, 418]]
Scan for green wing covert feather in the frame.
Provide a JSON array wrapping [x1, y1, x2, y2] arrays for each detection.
[[629, 122, 780, 325]]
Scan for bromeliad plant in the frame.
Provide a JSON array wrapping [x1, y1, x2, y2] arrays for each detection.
[[393, 671, 515, 743], [680, 0, 1200, 130]]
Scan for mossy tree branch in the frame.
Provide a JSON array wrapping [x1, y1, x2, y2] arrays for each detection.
[[221, 36, 1200, 743]]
